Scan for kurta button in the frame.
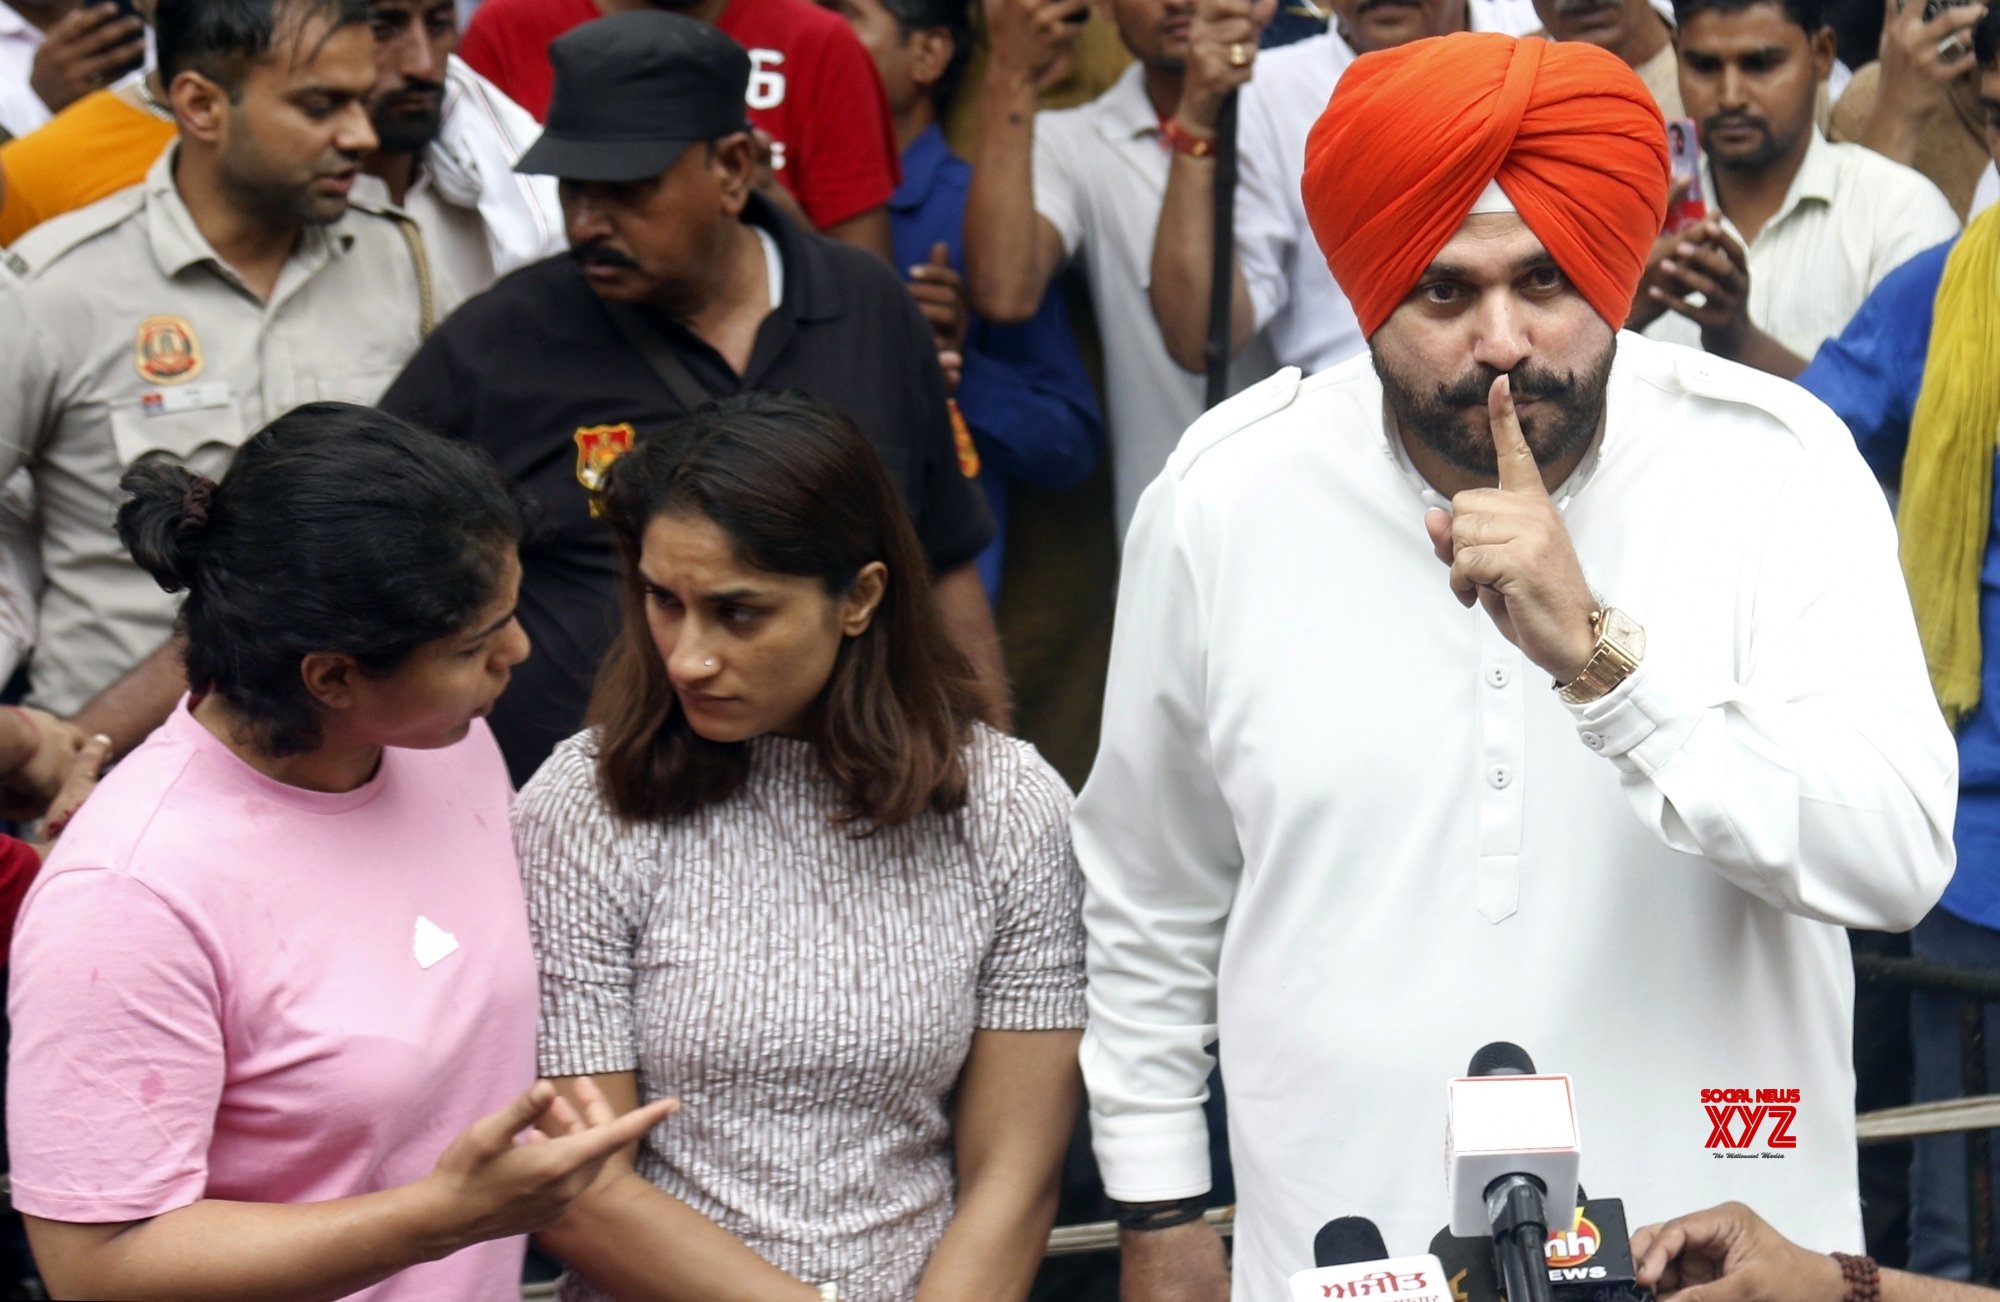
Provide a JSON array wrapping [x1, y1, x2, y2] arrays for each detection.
[[1582, 732, 1604, 751], [1488, 764, 1513, 789], [1486, 664, 1511, 688]]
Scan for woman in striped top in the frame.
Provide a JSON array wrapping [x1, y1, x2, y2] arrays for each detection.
[[516, 392, 1087, 1302]]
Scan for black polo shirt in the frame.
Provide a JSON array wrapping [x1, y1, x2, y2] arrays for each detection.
[[380, 195, 993, 784]]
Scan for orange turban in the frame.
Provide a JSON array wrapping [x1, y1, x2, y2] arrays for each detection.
[[1303, 33, 1668, 338]]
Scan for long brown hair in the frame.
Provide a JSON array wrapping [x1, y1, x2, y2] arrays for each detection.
[[587, 391, 989, 830]]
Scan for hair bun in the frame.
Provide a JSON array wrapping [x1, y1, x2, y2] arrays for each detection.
[[178, 475, 218, 537], [116, 461, 217, 595]]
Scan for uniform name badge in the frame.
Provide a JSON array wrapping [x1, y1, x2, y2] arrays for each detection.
[[139, 382, 233, 417]]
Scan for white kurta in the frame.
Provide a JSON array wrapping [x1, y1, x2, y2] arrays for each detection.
[[1074, 333, 1957, 1298]]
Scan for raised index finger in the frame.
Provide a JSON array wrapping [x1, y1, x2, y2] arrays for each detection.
[[1489, 374, 1545, 495]]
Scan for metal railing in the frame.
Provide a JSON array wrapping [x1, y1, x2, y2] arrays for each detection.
[[1854, 951, 2000, 1283]]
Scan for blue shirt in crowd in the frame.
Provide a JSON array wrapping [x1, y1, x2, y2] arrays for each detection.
[[889, 124, 1101, 600], [1799, 236, 1999, 930]]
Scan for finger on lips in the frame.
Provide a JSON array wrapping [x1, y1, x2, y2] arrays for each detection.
[[1488, 374, 1546, 495]]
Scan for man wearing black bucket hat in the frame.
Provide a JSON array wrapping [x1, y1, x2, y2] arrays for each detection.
[[381, 10, 1004, 785]]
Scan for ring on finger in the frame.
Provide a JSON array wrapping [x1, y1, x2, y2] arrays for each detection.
[[1938, 34, 1965, 58], [1228, 41, 1251, 67]]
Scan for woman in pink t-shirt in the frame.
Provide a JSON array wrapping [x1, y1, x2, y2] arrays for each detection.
[[6, 403, 673, 1301]]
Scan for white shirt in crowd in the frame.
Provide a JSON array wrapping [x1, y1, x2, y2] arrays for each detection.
[[1032, 61, 1278, 542], [348, 55, 562, 301], [0, 0, 49, 139], [1073, 333, 1956, 1298], [1234, 0, 1541, 377], [1644, 129, 1960, 356], [1974, 160, 1999, 218]]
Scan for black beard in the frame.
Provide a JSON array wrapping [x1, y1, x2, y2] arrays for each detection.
[[372, 106, 443, 154], [1700, 113, 1794, 175], [1376, 341, 1615, 479]]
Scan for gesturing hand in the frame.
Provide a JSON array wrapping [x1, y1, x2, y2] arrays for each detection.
[[908, 241, 969, 354], [1178, 0, 1275, 132], [422, 1078, 678, 1252], [1876, 0, 1983, 119], [1423, 375, 1598, 682], [1630, 1201, 1845, 1301], [983, 0, 1090, 84], [1648, 220, 1756, 357], [28, 2, 146, 115]]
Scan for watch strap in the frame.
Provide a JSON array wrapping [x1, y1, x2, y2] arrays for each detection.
[[1111, 1195, 1210, 1231]]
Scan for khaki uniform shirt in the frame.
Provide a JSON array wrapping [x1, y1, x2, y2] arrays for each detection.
[[0, 143, 434, 714]]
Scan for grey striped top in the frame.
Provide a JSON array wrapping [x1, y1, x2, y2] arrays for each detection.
[[514, 724, 1087, 1302]]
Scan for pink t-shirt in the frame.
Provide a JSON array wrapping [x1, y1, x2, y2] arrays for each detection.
[[6, 700, 538, 1299]]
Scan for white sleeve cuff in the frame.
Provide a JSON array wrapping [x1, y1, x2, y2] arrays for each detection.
[[1089, 1106, 1215, 1203], [1565, 655, 1714, 777]]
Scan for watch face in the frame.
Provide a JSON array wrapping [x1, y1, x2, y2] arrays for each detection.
[[1602, 607, 1647, 659]]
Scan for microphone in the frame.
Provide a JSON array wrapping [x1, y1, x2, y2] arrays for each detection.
[[1314, 1215, 1388, 1269], [1430, 1196, 1648, 1302], [1288, 1216, 1455, 1301], [1447, 1043, 1581, 1302]]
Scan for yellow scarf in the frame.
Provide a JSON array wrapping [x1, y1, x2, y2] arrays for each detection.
[[1897, 204, 2000, 731]]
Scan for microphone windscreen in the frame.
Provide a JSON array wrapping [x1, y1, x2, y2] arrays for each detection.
[[1313, 1215, 1390, 1268], [1468, 1041, 1537, 1076]]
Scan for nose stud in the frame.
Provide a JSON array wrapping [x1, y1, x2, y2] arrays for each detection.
[[704, 658, 717, 669]]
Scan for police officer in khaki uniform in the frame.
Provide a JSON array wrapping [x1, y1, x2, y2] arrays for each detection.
[[0, 0, 447, 752]]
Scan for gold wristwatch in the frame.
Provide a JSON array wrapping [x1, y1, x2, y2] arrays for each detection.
[[1555, 607, 1645, 705]]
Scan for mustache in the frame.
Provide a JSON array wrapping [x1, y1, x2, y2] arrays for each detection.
[[377, 76, 444, 103], [569, 243, 642, 271], [1432, 362, 1578, 409], [1701, 112, 1768, 135]]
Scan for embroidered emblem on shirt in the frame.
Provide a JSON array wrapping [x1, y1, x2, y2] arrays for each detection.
[[134, 316, 204, 385], [574, 423, 636, 518], [412, 915, 460, 969], [948, 400, 980, 478]]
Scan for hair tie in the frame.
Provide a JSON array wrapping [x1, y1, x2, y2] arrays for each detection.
[[178, 475, 218, 535]]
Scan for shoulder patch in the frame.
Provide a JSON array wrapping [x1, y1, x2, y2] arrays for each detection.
[[1169, 366, 1305, 478], [7, 186, 145, 279]]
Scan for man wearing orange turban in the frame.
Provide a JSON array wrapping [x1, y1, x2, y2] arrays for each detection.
[[1075, 31, 1956, 1302]]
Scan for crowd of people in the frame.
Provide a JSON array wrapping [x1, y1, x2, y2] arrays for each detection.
[[0, 0, 1996, 1296]]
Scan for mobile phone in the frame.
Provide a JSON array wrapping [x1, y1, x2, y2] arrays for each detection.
[[103, 0, 145, 84], [1921, 0, 1977, 21], [1061, 4, 1090, 22], [1663, 117, 1707, 235]]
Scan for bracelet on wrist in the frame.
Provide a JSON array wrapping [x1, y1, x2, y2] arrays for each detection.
[[1112, 1195, 1210, 1232], [1160, 116, 1218, 158], [2, 706, 42, 779], [1832, 1252, 1880, 1302]]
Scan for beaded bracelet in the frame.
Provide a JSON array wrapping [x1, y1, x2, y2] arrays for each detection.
[[1111, 1195, 1211, 1232], [1832, 1252, 1880, 1302]]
